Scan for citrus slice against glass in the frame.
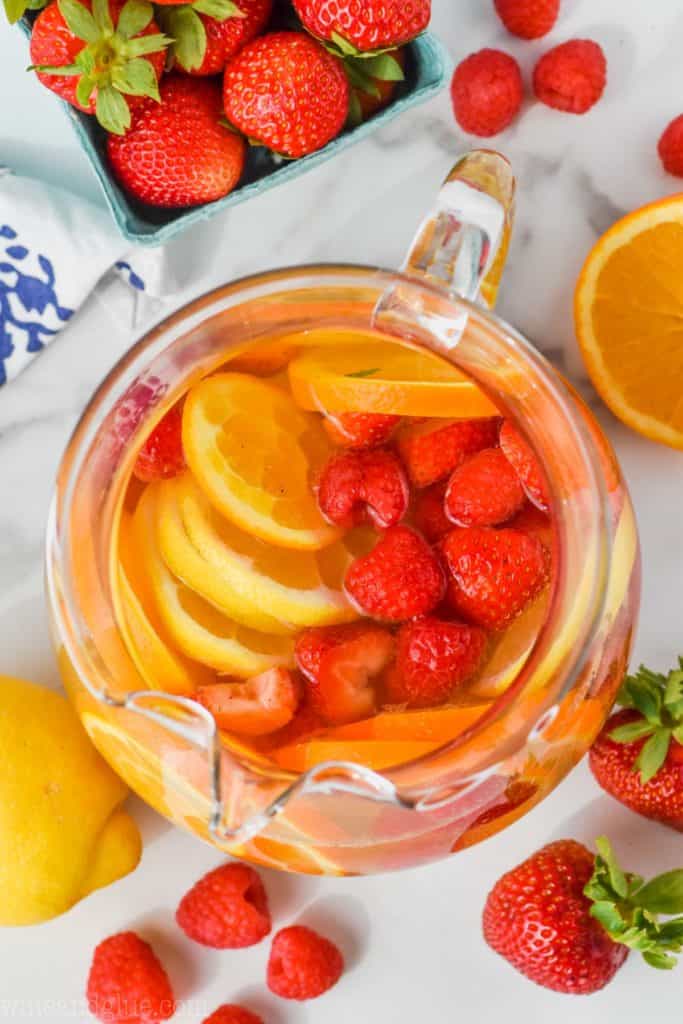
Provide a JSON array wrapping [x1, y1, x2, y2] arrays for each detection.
[[156, 477, 290, 636], [287, 341, 499, 418], [575, 196, 683, 449], [182, 373, 341, 550], [134, 486, 294, 677], [161, 474, 359, 630]]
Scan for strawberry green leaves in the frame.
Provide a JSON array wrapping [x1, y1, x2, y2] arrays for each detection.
[[30, 0, 170, 134], [158, 0, 243, 73], [59, 0, 99, 40], [193, 0, 244, 18], [611, 658, 683, 782], [157, 5, 205, 72], [585, 837, 683, 970], [116, 0, 153, 37]]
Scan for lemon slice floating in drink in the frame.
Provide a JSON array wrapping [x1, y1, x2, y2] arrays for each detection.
[[135, 486, 294, 677], [160, 474, 359, 630]]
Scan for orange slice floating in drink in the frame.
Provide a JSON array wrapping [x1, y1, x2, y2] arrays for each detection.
[[271, 704, 491, 771], [183, 373, 341, 550], [135, 486, 294, 677], [288, 341, 499, 418]]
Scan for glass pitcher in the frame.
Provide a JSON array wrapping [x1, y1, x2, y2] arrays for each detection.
[[47, 151, 640, 875]]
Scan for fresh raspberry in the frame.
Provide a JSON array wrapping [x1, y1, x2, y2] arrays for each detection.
[[499, 420, 550, 512], [413, 480, 452, 542], [323, 411, 401, 449], [176, 863, 271, 949], [202, 1007, 263, 1024], [483, 840, 628, 994], [295, 623, 394, 724], [493, 0, 559, 39], [442, 527, 549, 630], [658, 114, 683, 176], [385, 617, 487, 708], [397, 417, 501, 488], [317, 448, 408, 528], [345, 525, 445, 622], [533, 39, 607, 114], [267, 925, 344, 1001], [450, 49, 523, 137], [86, 932, 175, 1024], [133, 404, 185, 482], [196, 668, 301, 737], [445, 447, 525, 527]]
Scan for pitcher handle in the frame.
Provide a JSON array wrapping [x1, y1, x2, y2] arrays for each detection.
[[403, 149, 515, 307]]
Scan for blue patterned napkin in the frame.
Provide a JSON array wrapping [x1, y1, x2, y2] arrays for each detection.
[[0, 167, 165, 386]]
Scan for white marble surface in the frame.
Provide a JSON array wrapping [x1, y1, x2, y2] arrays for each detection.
[[2, 1, 683, 1021]]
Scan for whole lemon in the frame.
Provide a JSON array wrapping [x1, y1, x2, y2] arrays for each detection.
[[0, 676, 142, 925]]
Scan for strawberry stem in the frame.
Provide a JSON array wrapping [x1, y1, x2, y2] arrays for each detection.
[[611, 658, 683, 781], [585, 837, 683, 969]]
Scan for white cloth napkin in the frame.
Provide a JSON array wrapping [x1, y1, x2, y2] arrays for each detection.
[[0, 167, 169, 386]]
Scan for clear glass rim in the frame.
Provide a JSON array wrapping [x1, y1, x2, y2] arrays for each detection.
[[46, 263, 612, 800]]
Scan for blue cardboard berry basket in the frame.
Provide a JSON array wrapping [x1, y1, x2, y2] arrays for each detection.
[[18, 19, 450, 247]]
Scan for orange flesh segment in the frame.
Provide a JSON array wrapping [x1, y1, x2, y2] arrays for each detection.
[[575, 199, 683, 448], [288, 341, 499, 418], [273, 739, 444, 772]]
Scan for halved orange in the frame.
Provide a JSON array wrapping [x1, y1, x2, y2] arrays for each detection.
[[575, 196, 683, 449], [288, 341, 499, 418]]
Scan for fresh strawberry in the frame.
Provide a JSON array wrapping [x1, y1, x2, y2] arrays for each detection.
[[267, 925, 344, 1000], [347, 48, 407, 125], [413, 480, 452, 542], [196, 667, 301, 736], [202, 1007, 263, 1024], [256, 693, 325, 750], [292, 0, 429, 55], [161, 0, 272, 76], [442, 526, 549, 630], [133, 404, 185, 482], [295, 623, 394, 724], [385, 617, 486, 708], [445, 447, 525, 527], [533, 39, 607, 114], [29, 0, 168, 134], [450, 49, 523, 137], [397, 417, 500, 488], [484, 840, 624, 993], [323, 411, 401, 449], [317, 448, 408, 529], [658, 115, 683, 177], [493, 0, 559, 39], [107, 75, 246, 207], [499, 419, 550, 512], [223, 32, 349, 157], [507, 501, 552, 547], [345, 525, 445, 622], [590, 660, 683, 831], [87, 931, 175, 1023], [177, 862, 271, 949], [485, 836, 683, 992]]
